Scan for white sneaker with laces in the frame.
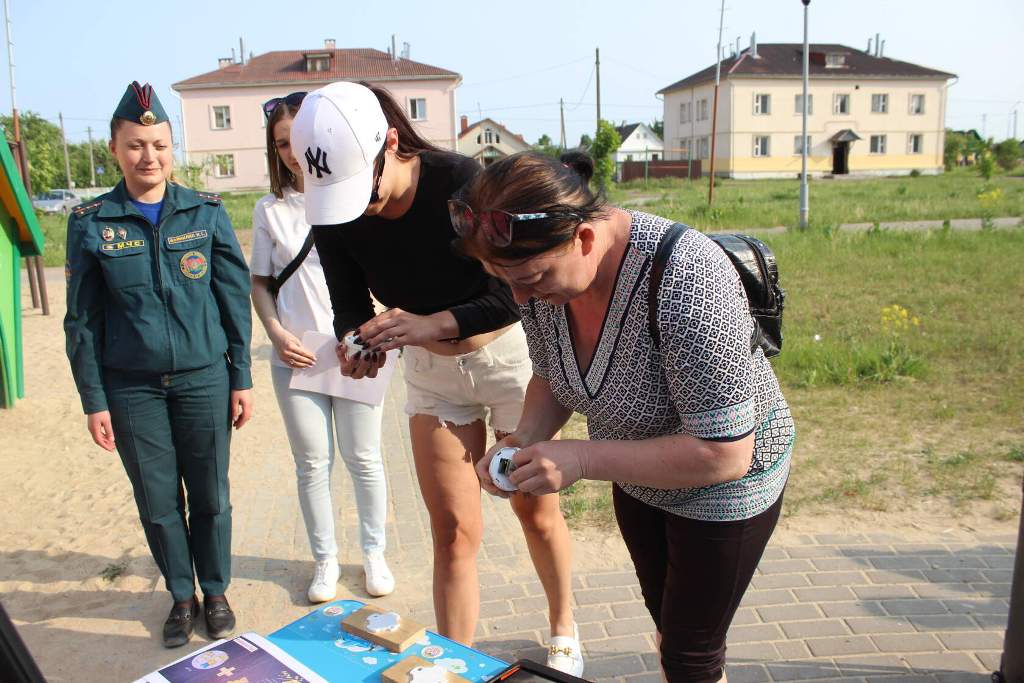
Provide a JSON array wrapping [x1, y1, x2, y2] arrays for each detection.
[[363, 551, 395, 597], [546, 622, 584, 677], [307, 559, 339, 604]]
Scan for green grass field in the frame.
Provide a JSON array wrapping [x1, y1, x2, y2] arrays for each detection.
[[559, 226, 1024, 527], [609, 168, 1024, 231]]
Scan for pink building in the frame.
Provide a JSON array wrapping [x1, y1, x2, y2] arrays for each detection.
[[172, 41, 461, 192]]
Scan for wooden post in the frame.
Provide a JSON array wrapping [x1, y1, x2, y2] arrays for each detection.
[[707, 0, 725, 205]]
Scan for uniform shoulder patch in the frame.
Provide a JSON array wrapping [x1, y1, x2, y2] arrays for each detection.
[[71, 200, 103, 217], [196, 191, 222, 204]]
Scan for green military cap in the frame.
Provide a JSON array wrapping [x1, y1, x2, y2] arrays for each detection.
[[113, 81, 169, 126]]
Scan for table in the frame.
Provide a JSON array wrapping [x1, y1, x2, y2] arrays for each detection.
[[268, 599, 510, 682]]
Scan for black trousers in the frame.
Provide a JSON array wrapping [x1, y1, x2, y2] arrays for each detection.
[[613, 485, 784, 683]]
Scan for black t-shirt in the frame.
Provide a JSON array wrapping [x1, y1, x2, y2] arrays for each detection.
[[312, 150, 520, 339]]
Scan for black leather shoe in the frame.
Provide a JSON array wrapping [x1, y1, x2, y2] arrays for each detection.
[[204, 595, 236, 639], [163, 597, 198, 648]]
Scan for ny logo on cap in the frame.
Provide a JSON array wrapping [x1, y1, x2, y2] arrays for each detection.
[[305, 147, 332, 178]]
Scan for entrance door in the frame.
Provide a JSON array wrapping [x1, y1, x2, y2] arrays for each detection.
[[832, 142, 849, 174]]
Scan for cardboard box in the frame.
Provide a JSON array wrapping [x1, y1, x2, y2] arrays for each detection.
[[340, 605, 426, 653], [380, 656, 461, 683]]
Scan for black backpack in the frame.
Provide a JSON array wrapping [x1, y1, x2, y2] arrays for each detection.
[[648, 223, 785, 358]]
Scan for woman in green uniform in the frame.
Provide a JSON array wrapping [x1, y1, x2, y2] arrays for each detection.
[[63, 81, 253, 648]]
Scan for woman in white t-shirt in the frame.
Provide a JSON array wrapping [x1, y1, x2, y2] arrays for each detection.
[[249, 92, 393, 603]]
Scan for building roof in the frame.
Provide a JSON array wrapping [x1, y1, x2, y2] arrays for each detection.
[[173, 48, 460, 90], [658, 43, 955, 94], [458, 118, 527, 145], [616, 123, 641, 141]]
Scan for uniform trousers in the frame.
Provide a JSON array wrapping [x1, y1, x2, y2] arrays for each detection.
[[105, 361, 232, 603]]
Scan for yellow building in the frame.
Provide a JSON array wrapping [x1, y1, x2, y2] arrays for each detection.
[[659, 42, 955, 178]]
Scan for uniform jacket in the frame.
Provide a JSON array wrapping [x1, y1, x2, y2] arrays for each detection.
[[64, 180, 252, 414]]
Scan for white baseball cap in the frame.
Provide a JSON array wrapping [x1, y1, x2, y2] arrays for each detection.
[[289, 81, 389, 225]]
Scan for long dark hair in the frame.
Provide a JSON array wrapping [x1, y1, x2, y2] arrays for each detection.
[[266, 100, 303, 199], [458, 150, 609, 262], [360, 82, 441, 160]]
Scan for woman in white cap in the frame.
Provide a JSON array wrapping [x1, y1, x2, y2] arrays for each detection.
[[291, 82, 583, 676], [249, 92, 393, 604]]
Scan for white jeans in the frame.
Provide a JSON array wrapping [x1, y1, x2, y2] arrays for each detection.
[[271, 365, 387, 561]]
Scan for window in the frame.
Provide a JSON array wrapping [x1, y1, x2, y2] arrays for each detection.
[[679, 138, 690, 157], [871, 94, 889, 114], [908, 133, 923, 154], [496, 133, 501, 144], [795, 94, 813, 115], [476, 134, 481, 144], [833, 93, 850, 115], [626, 154, 634, 161], [754, 93, 771, 115], [697, 136, 709, 158], [484, 128, 493, 144], [678, 102, 688, 123], [825, 53, 847, 68], [212, 106, 231, 130], [697, 98, 709, 121], [263, 152, 269, 176], [652, 153, 659, 161], [753, 135, 771, 157], [305, 55, 331, 72], [910, 94, 925, 115], [793, 135, 811, 154], [259, 104, 266, 128], [213, 154, 235, 177], [408, 98, 427, 121], [870, 135, 887, 154]]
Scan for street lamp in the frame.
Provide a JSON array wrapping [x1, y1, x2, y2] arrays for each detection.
[[799, 0, 810, 229]]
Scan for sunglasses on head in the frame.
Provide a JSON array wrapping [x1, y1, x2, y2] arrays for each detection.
[[447, 199, 582, 248], [262, 91, 307, 119]]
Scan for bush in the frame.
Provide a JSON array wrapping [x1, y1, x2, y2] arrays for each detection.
[[978, 151, 996, 180], [993, 139, 1021, 172]]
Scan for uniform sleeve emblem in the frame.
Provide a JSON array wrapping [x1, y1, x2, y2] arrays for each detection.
[[180, 250, 209, 279], [116, 227, 128, 240], [101, 227, 114, 242]]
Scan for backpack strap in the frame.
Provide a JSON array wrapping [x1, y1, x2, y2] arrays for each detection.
[[648, 223, 689, 351], [269, 230, 316, 298]]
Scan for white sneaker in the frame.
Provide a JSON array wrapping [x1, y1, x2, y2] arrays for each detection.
[[363, 551, 395, 597], [307, 560, 339, 604], [547, 622, 584, 677]]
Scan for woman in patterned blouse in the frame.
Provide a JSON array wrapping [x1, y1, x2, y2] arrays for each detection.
[[452, 151, 796, 683]]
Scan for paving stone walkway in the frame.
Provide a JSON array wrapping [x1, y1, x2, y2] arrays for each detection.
[[290, 365, 1014, 683]]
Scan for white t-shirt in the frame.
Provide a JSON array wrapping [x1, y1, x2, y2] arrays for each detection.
[[250, 188, 335, 368]]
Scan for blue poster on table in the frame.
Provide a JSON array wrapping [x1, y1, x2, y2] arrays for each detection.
[[268, 600, 509, 682]]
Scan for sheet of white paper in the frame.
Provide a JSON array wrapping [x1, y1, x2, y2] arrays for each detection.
[[288, 331, 397, 406]]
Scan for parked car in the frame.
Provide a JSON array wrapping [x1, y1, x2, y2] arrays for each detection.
[[32, 189, 81, 214]]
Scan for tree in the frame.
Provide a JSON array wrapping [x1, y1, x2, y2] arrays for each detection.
[[0, 111, 65, 192], [578, 133, 593, 150], [993, 139, 1021, 172], [650, 119, 664, 139], [533, 134, 561, 159], [589, 120, 622, 191], [69, 139, 121, 189]]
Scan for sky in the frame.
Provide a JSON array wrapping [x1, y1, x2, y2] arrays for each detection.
[[4, 0, 1023, 147]]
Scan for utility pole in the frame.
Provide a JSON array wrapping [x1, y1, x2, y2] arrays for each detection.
[[595, 47, 601, 135], [708, 0, 725, 205], [58, 112, 72, 189], [982, 113, 987, 139], [86, 126, 96, 187], [559, 97, 567, 150], [799, 0, 811, 229], [4, 0, 47, 314]]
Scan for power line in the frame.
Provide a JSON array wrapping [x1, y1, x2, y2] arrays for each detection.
[[461, 56, 591, 87], [566, 64, 596, 112]]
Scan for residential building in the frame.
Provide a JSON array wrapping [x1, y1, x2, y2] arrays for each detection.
[[659, 40, 955, 178], [172, 41, 461, 191], [614, 123, 664, 164], [456, 116, 531, 167]]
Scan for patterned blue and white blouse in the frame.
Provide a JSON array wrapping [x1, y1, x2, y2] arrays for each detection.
[[520, 210, 795, 521]]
